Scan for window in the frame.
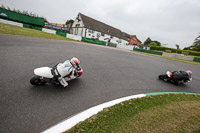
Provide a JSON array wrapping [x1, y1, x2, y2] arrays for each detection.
[[88, 29, 94, 34], [97, 33, 101, 37]]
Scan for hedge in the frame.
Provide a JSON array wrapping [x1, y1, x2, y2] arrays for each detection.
[[150, 46, 200, 57]]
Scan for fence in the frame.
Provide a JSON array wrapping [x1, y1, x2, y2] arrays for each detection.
[[117, 44, 134, 50], [134, 48, 200, 63], [0, 8, 44, 26], [162, 52, 194, 61], [42, 28, 56, 34], [66, 34, 82, 41], [150, 45, 200, 57], [0, 18, 23, 27]]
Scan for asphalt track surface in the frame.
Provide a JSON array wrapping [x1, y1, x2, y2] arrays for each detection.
[[0, 34, 200, 133]]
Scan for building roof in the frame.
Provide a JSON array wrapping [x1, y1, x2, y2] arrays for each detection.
[[79, 13, 126, 40], [123, 32, 132, 38], [123, 32, 142, 43]]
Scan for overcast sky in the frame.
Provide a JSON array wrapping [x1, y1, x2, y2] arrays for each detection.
[[1, 0, 200, 49]]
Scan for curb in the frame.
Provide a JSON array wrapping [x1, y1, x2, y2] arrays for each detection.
[[42, 92, 198, 133]]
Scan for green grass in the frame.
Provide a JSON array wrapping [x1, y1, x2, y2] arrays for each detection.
[[65, 94, 200, 133], [0, 23, 75, 41], [132, 50, 200, 66]]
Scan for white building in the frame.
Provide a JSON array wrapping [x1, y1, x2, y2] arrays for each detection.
[[72, 13, 129, 46]]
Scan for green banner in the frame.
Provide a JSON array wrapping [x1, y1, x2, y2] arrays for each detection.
[[23, 24, 42, 31], [193, 57, 200, 62], [56, 31, 67, 37], [0, 8, 44, 26], [134, 48, 163, 55], [82, 37, 106, 46]]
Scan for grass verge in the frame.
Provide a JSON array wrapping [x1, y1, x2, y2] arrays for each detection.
[[65, 94, 200, 133], [132, 50, 200, 66], [0, 23, 75, 41]]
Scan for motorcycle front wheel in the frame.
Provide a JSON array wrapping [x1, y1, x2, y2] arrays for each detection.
[[30, 76, 46, 86], [158, 74, 168, 80]]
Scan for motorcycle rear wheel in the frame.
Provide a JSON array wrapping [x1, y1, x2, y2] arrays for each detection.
[[30, 76, 46, 86]]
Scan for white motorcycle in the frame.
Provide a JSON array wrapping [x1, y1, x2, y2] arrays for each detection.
[[30, 62, 83, 87]]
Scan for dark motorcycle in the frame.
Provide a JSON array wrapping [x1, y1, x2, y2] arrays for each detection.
[[158, 70, 192, 85]]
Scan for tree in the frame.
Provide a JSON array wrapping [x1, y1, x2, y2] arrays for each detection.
[[148, 41, 161, 46], [183, 33, 200, 51], [143, 37, 161, 46], [1, 4, 6, 9], [143, 37, 152, 46], [16, 9, 21, 13], [152, 41, 161, 46], [65, 19, 74, 27], [183, 47, 189, 50], [175, 44, 180, 49], [139, 44, 144, 48], [44, 18, 48, 23], [1, 5, 46, 19], [149, 41, 157, 46], [6, 6, 11, 11], [192, 35, 200, 51], [193, 34, 200, 48]]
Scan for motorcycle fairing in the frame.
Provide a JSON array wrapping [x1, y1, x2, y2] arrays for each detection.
[[166, 71, 172, 78], [34, 67, 54, 78]]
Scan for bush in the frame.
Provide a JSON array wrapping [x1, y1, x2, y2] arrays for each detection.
[[150, 46, 200, 57]]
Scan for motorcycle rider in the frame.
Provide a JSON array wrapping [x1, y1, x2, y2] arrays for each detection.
[[52, 57, 82, 87], [171, 70, 192, 84]]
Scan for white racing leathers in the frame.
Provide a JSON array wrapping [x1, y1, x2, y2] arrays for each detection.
[[56, 60, 77, 87]]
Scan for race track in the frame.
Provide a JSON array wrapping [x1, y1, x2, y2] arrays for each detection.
[[0, 34, 200, 133]]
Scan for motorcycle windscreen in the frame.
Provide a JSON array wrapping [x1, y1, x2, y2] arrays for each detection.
[[34, 67, 54, 78]]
